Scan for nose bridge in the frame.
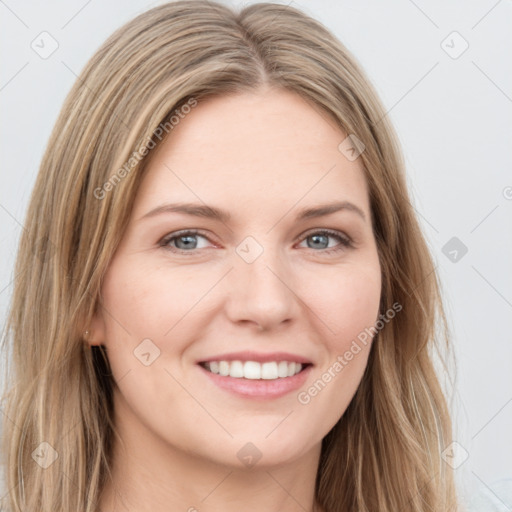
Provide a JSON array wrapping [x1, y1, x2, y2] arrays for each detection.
[[225, 234, 298, 328]]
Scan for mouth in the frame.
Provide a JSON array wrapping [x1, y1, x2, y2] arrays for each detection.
[[199, 360, 311, 380], [196, 352, 313, 399]]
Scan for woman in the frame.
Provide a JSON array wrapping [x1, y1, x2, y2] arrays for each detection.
[[0, 1, 460, 510]]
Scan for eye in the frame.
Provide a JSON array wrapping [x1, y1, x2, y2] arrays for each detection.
[[160, 230, 213, 252], [159, 228, 353, 255], [297, 229, 353, 254]]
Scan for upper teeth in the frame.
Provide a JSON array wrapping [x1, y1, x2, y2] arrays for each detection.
[[204, 361, 303, 380]]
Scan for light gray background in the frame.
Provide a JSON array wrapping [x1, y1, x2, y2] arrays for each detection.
[[1, 0, 511, 508]]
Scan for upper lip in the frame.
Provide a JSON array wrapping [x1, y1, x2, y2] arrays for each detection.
[[197, 351, 313, 365]]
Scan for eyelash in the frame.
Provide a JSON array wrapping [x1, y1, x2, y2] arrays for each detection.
[[159, 229, 353, 255]]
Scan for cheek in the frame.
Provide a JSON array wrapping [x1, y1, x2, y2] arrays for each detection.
[[99, 258, 224, 394], [305, 261, 382, 350], [294, 264, 380, 432], [98, 261, 195, 424], [100, 258, 213, 341]]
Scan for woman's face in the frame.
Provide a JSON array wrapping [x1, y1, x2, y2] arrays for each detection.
[[92, 88, 381, 468]]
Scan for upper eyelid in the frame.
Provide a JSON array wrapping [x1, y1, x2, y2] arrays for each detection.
[[296, 229, 350, 243]]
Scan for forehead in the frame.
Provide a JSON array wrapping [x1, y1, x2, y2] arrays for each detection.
[[133, 89, 370, 219]]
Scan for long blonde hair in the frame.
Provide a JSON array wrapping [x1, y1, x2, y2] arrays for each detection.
[[1, 1, 459, 510]]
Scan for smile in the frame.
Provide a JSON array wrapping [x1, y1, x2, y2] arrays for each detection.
[[201, 360, 306, 380], [196, 351, 313, 398]]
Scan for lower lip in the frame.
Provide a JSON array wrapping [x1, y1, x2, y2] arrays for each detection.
[[198, 364, 312, 399]]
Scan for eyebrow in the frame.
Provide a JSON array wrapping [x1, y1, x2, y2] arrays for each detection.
[[139, 200, 367, 223]]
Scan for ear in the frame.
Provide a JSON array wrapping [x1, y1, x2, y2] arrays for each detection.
[[86, 302, 107, 347]]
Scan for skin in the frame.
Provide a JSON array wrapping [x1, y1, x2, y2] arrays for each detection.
[[91, 86, 382, 512]]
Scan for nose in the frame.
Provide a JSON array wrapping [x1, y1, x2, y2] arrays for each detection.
[[224, 243, 300, 332]]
